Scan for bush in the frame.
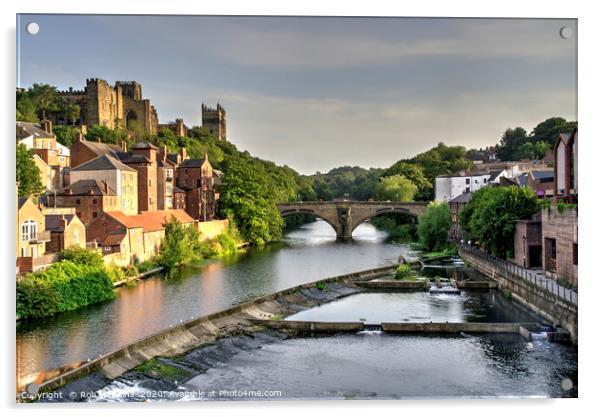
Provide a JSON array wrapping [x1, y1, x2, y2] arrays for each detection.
[[138, 259, 159, 274], [106, 264, 126, 283], [16, 260, 114, 319], [59, 246, 104, 269], [158, 216, 205, 272], [395, 263, 413, 279], [417, 202, 452, 252]]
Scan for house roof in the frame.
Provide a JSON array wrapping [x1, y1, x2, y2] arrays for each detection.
[[102, 233, 127, 246], [71, 154, 136, 173], [532, 170, 554, 180], [517, 173, 529, 186], [173, 186, 186, 194], [76, 139, 122, 158], [449, 192, 473, 203], [118, 154, 151, 164], [488, 169, 504, 182], [16, 121, 55, 140], [178, 159, 205, 168], [105, 210, 195, 233], [45, 214, 76, 231], [166, 153, 180, 165], [55, 179, 117, 196], [132, 142, 158, 150], [18, 196, 29, 209]]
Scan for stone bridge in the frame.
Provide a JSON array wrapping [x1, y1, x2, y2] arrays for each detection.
[[277, 201, 428, 240]]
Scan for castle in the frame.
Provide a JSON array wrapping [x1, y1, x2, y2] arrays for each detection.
[[55, 79, 160, 135], [52, 79, 227, 140]]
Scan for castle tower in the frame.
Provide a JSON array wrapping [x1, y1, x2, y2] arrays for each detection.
[[201, 103, 227, 141]]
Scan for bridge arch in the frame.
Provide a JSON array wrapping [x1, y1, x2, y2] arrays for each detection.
[[279, 208, 341, 237], [349, 207, 418, 235]]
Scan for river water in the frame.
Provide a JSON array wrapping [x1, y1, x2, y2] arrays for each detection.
[[17, 220, 413, 380]]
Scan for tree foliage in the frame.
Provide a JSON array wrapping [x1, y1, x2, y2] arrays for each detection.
[[16, 260, 115, 319], [381, 161, 432, 200], [459, 186, 539, 258], [16, 144, 44, 197], [496, 127, 529, 161], [530, 117, 577, 147], [157, 216, 207, 272], [417, 202, 452, 251], [375, 175, 417, 202]]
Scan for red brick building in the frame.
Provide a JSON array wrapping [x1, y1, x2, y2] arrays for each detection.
[[120, 142, 158, 212], [553, 127, 578, 202], [47, 179, 121, 226], [542, 206, 578, 287], [175, 154, 221, 221]]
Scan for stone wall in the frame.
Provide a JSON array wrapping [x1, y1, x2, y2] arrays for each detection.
[[197, 219, 229, 241], [542, 207, 578, 286], [460, 246, 577, 339]]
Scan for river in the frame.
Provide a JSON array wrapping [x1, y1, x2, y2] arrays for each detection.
[[17, 220, 413, 381]]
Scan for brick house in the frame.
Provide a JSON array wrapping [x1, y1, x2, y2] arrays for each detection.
[[47, 179, 120, 226], [68, 154, 138, 216], [175, 154, 221, 221], [44, 214, 86, 253], [542, 206, 578, 287], [120, 142, 158, 212], [69, 132, 125, 169], [17, 121, 70, 190], [16, 196, 52, 273], [513, 212, 543, 269], [448, 192, 472, 240], [86, 209, 195, 266], [516, 170, 555, 198], [553, 127, 578, 202]]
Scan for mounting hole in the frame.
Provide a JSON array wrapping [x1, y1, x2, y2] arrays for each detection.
[[561, 378, 573, 391], [559, 26, 573, 40], [26, 22, 40, 35]]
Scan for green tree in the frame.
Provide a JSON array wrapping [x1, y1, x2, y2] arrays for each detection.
[[59, 246, 104, 269], [381, 161, 432, 200], [53, 125, 80, 147], [460, 186, 539, 258], [158, 216, 204, 272], [375, 175, 417, 202], [516, 140, 550, 160], [409, 142, 472, 182], [64, 103, 81, 125], [16, 144, 44, 196], [497, 127, 529, 161], [416, 202, 452, 251], [16, 90, 39, 122], [29, 83, 61, 120], [530, 117, 577, 147]]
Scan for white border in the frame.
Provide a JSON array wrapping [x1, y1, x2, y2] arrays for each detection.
[[2, 1, 600, 416]]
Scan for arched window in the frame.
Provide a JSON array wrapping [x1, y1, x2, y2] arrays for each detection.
[[21, 220, 37, 242]]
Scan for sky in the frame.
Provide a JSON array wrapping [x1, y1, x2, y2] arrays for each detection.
[[17, 15, 577, 174]]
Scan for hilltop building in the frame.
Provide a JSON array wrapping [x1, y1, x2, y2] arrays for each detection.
[[53, 79, 159, 134], [202, 103, 227, 140]]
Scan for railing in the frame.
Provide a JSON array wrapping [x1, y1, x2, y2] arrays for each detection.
[[459, 243, 577, 306]]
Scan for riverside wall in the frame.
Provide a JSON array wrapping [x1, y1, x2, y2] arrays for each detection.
[[460, 247, 577, 340]]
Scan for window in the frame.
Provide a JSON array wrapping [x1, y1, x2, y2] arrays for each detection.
[[21, 220, 37, 241], [92, 212, 98, 218], [93, 198, 98, 205], [573, 244, 578, 265], [73, 230, 79, 244], [465, 178, 470, 184], [75, 198, 81, 205], [149, 179, 152, 187], [465, 187, 470, 193]]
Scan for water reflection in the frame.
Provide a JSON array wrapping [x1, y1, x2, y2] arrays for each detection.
[[16, 221, 411, 378]]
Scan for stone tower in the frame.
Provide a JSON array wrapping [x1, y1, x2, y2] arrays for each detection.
[[201, 103, 227, 140]]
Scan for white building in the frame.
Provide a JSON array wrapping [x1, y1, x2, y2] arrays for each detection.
[[435, 169, 513, 202]]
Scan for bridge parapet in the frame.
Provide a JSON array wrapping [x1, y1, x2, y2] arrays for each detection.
[[277, 201, 428, 240]]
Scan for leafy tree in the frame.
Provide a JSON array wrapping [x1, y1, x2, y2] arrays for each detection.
[[516, 140, 550, 160], [53, 125, 80, 147], [28, 83, 61, 120], [375, 175, 417, 202], [530, 117, 577, 147], [16, 90, 39, 122], [64, 103, 81, 125], [86, 124, 130, 146], [158, 216, 205, 272], [496, 127, 529, 161], [16, 144, 44, 196], [381, 161, 432, 200], [417, 202, 452, 251], [460, 186, 539, 258], [59, 246, 104, 269], [408, 142, 472, 182]]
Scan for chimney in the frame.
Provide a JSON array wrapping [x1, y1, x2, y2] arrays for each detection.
[[121, 140, 127, 152], [61, 215, 68, 231], [179, 147, 187, 161], [102, 180, 109, 194], [96, 137, 101, 143], [42, 120, 53, 134], [80, 125, 88, 135], [75, 133, 83, 143], [160, 145, 167, 162]]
